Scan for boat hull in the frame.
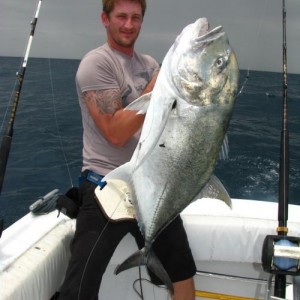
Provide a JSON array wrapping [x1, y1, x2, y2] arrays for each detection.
[[1, 198, 300, 299]]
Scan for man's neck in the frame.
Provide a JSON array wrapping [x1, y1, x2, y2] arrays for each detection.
[[107, 41, 134, 57]]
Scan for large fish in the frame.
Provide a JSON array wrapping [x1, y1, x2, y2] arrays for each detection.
[[103, 18, 239, 292]]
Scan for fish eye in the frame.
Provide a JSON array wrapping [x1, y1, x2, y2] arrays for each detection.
[[216, 57, 225, 68]]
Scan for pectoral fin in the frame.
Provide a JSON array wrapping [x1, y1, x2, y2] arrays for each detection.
[[196, 174, 232, 208], [124, 92, 152, 114]]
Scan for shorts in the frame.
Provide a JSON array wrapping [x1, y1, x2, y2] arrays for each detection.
[[58, 179, 196, 299], [150, 214, 196, 284]]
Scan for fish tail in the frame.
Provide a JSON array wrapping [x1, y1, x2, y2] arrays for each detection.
[[147, 250, 174, 294], [115, 248, 146, 274], [114, 247, 174, 295]]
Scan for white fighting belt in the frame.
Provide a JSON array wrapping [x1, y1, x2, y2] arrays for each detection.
[[94, 180, 136, 221]]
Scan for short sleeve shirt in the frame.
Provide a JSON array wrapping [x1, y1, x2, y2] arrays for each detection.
[[76, 43, 160, 175]]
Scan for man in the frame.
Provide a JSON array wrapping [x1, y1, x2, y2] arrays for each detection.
[[58, 0, 196, 299]]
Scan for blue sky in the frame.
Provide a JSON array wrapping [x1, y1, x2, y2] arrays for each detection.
[[0, 0, 299, 73]]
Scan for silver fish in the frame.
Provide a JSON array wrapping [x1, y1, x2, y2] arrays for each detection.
[[103, 18, 239, 293]]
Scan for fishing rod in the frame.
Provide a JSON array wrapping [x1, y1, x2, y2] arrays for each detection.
[[261, 0, 300, 298], [0, 0, 43, 236], [274, 0, 289, 296]]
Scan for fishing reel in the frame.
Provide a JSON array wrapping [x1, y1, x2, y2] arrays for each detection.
[[262, 235, 300, 275]]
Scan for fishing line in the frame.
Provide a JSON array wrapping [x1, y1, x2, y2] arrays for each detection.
[[235, 69, 250, 99], [47, 58, 74, 187], [46, 48, 147, 300], [0, 28, 25, 131], [0, 5, 34, 132], [0, 58, 23, 135], [133, 276, 169, 300], [236, 0, 270, 98], [77, 218, 111, 300], [77, 193, 136, 299], [76, 186, 156, 299], [0, 89, 15, 135], [0, 0, 43, 195], [137, 266, 144, 299]]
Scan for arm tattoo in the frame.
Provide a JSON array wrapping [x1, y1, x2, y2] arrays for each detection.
[[83, 89, 122, 115]]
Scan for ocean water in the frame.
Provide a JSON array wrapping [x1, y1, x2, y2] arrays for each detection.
[[0, 56, 299, 229]]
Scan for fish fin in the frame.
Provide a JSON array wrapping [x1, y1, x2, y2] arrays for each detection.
[[115, 248, 146, 274], [102, 162, 132, 183], [115, 248, 174, 295], [124, 92, 152, 114], [218, 134, 229, 160], [147, 250, 174, 294], [196, 175, 232, 208]]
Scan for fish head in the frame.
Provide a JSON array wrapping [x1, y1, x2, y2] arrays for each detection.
[[165, 18, 239, 106]]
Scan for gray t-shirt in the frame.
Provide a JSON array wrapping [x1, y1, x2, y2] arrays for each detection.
[[76, 43, 160, 176]]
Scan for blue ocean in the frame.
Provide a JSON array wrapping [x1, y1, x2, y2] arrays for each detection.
[[0, 56, 299, 229]]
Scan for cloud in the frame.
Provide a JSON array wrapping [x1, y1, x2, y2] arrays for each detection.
[[0, 0, 299, 73]]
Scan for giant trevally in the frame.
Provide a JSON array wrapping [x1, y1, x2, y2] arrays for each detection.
[[102, 17, 239, 293]]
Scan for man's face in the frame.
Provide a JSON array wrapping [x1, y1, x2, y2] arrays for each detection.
[[102, 0, 143, 51]]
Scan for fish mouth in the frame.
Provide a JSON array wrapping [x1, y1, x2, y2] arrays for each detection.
[[227, 52, 240, 94], [194, 24, 224, 47]]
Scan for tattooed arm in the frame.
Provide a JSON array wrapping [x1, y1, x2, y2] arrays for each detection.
[[83, 88, 145, 147], [83, 73, 158, 147]]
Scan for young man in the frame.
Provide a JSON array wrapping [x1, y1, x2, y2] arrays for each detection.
[[58, 1, 196, 299]]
